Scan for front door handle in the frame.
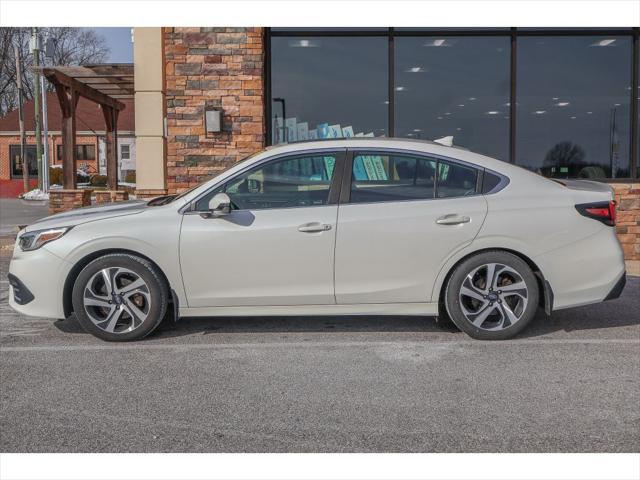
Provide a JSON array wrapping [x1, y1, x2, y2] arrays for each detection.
[[298, 222, 332, 233], [436, 214, 471, 225]]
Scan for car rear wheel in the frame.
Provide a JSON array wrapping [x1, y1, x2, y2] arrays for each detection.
[[72, 253, 168, 341], [444, 251, 539, 340]]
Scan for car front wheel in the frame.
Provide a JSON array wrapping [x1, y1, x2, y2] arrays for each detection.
[[72, 253, 168, 341], [444, 251, 539, 340]]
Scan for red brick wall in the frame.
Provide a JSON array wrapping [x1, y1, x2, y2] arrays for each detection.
[[0, 134, 100, 180], [612, 183, 640, 275], [164, 27, 265, 193]]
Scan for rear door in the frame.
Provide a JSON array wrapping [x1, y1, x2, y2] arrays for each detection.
[[334, 150, 488, 304]]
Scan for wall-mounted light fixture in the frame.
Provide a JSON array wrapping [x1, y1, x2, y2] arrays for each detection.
[[205, 107, 222, 135]]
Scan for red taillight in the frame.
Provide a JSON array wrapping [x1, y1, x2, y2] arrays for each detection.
[[575, 200, 616, 226]]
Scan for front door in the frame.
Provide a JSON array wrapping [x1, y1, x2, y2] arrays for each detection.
[[334, 150, 488, 304], [179, 151, 344, 307]]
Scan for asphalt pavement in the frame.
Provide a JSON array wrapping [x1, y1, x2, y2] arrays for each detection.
[[1, 247, 639, 452], [0, 198, 639, 452], [0, 198, 49, 235]]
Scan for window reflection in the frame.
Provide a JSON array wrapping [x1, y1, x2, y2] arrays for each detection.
[[394, 36, 511, 160], [516, 36, 632, 178], [270, 37, 388, 144]]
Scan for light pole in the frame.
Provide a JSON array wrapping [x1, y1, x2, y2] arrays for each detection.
[[40, 33, 54, 192], [30, 28, 43, 191]]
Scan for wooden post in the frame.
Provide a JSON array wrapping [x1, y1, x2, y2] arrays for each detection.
[[55, 84, 78, 189], [102, 105, 119, 190], [14, 43, 28, 193]]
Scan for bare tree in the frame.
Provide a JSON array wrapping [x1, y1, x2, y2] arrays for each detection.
[[0, 28, 110, 117]]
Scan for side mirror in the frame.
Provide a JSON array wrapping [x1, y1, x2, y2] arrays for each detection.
[[204, 192, 231, 218]]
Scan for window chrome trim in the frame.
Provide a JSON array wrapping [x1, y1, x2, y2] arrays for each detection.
[[180, 147, 347, 214], [342, 147, 497, 205]]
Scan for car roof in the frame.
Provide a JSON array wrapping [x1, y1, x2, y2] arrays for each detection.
[[261, 137, 510, 172]]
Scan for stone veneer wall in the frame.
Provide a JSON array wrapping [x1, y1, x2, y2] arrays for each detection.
[[612, 183, 640, 275], [163, 27, 265, 194]]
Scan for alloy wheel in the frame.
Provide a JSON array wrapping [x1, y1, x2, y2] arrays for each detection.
[[82, 267, 151, 334], [458, 262, 529, 331]]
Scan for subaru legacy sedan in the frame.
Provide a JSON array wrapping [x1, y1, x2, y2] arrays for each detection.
[[8, 138, 626, 341]]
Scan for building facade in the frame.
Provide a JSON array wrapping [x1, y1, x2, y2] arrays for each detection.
[[134, 27, 640, 272], [0, 93, 135, 198]]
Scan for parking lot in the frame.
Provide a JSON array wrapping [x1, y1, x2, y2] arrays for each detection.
[[0, 199, 639, 453]]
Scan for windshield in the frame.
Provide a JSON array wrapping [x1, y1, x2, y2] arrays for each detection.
[[146, 150, 265, 206]]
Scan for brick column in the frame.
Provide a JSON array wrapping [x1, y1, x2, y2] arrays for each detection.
[[94, 190, 130, 205], [164, 27, 265, 194], [49, 189, 92, 214], [612, 183, 640, 276], [134, 189, 170, 200]]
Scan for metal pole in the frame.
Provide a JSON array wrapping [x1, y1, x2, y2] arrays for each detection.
[[14, 43, 28, 194], [40, 57, 50, 191], [31, 28, 43, 191]]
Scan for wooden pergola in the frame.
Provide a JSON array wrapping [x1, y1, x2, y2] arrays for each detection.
[[36, 64, 134, 190]]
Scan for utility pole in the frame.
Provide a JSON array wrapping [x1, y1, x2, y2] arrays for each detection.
[[14, 43, 28, 194], [41, 33, 53, 192], [31, 28, 43, 191]]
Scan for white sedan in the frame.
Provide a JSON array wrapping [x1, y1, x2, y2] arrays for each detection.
[[8, 138, 626, 341]]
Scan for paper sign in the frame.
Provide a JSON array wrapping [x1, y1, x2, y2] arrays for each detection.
[[297, 122, 309, 141], [285, 118, 298, 142]]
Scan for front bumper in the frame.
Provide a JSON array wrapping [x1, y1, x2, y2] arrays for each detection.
[[8, 244, 70, 319]]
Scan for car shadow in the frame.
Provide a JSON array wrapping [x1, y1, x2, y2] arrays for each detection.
[[54, 277, 639, 340]]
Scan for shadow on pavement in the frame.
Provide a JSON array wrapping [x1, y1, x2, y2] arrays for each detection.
[[54, 277, 639, 340]]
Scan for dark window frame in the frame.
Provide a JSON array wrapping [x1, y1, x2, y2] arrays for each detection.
[[265, 27, 640, 181], [9, 145, 38, 179], [56, 144, 96, 162]]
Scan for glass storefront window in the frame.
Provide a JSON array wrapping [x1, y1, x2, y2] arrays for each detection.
[[394, 36, 511, 161], [516, 36, 633, 179], [270, 36, 388, 144], [9, 145, 38, 178]]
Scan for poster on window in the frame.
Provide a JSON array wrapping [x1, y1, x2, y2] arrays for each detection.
[[297, 122, 309, 141], [342, 126, 354, 138], [285, 118, 298, 142], [273, 117, 284, 144], [327, 124, 342, 138], [317, 123, 330, 139]]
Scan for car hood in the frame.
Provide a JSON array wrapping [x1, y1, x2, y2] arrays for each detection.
[[24, 200, 149, 232]]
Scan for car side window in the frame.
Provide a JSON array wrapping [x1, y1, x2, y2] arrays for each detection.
[[349, 153, 437, 204], [436, 161, 478, 198], [194, 153, 338, 211]]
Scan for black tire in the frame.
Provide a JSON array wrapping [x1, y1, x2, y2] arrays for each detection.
[[72, 253, 168, 341], [444, 250, 539, 340]]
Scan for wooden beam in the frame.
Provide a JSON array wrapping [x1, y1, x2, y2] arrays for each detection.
[[54, 84, 77, 189], [102, 106, 119, 191], [41, 68, 126, 111]]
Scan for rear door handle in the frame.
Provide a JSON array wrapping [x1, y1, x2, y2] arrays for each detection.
[[436, 214, 471, 225], [298, 222, 332, 233]]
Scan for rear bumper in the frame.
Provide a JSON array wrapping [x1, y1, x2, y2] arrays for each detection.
[[535, 227, 626, 311], [604, 272, 626, 301]]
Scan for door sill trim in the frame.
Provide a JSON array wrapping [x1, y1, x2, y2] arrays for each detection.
[[179, 302, 439, 317]]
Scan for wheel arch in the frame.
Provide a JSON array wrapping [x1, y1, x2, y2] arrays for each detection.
[[436, 247, 552, 316], [62, 248, 174, 318]]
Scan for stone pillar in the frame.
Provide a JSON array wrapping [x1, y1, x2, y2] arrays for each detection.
[[49, 189, 92, 214], [163, 27, 265, 194], [612, 183, 640, 276], [94, 190, 130, 205], [134, 27, 168, 198]]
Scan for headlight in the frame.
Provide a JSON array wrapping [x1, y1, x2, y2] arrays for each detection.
[[18, 227, 72, 251]]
